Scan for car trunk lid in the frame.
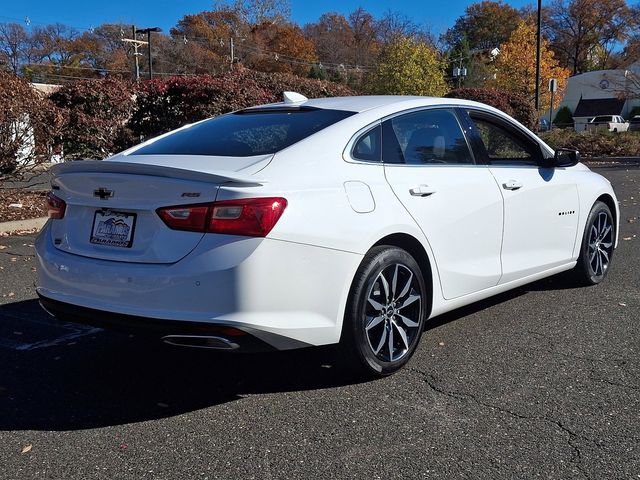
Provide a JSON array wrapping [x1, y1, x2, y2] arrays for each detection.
[[48, 157, 268, 264]]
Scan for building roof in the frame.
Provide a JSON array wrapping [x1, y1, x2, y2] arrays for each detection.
[[573, 97, 626, 117]]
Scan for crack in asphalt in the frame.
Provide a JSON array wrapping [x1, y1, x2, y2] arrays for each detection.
[[406, 366, 593, 480], [0, 251, 34, 258]]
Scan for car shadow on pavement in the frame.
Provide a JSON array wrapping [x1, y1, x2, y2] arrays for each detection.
[[425, 270, 581, 330], [0, 269, 582, 432], [0, 299, 369, 432]]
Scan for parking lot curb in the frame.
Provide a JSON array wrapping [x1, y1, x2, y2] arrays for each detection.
[[0, 217, 48, 234]]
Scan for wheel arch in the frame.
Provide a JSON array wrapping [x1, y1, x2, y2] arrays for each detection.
[[595, 193, 617, 235], [372, 233, 434, 319]]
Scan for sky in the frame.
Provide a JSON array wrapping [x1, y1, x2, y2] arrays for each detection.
[[0, 0, 535, 37]]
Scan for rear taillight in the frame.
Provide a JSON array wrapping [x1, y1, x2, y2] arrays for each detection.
[[46, 192, 66, 219], [156, 205, 209, 232], [156, 197, 287, 237]]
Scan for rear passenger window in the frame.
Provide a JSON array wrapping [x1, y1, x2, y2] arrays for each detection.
[[382, 109, 473, 165], [352, 125, 381, 162]]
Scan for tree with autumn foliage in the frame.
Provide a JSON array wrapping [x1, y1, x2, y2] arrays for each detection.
[[443, 1, 522, 51], [247, 23, 317, 76], [544, 0, 632, 74], [367, 37, 446, 96], [491, 21, 570, 115]]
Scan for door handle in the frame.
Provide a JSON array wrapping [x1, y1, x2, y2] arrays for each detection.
[[502, 180, 523, 191], [409, 185, 436, 197]]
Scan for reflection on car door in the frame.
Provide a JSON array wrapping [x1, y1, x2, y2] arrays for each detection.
[[382, 108, 504, 300], [464, 110, 580, 284]]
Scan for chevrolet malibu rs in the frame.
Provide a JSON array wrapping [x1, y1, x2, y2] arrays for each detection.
[[35, 93, 619, 376]]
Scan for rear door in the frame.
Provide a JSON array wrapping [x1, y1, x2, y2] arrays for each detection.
[[382, 108, 504, 300], [462, 109, 580, 284]]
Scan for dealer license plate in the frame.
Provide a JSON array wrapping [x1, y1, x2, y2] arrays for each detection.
[[90, 210, 136, 248]]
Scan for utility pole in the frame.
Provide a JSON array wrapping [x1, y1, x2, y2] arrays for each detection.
[[121, 26, 147, 82], [535, 0, 542, 112], [136, 27, 161, 80], [132, 26, 140, 81]]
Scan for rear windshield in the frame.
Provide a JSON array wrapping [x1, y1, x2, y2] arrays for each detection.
[[131, 107, 355, 157]]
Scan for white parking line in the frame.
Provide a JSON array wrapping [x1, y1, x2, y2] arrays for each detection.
[[0, 312, 102, 351], [12, 326, 102, 351]]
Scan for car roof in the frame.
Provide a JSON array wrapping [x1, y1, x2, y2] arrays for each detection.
[[256, 95, 500, 114]]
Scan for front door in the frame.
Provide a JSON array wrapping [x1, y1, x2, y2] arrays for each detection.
[[463, 110, 580, 284]]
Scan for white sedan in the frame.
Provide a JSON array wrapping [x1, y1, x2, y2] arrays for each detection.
[[36, 94, 619, 376]]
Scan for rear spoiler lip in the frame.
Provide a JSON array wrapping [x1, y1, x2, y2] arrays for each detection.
[[51, 160, 266, 185]]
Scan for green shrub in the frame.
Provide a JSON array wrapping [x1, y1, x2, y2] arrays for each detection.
[[553, 106, 573, 128], [539, 129, 640, 157], [445, 88, 537, 130]]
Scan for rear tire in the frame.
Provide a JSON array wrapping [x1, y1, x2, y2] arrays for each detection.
[[339, 246, 427, 377], [573, 201, 615, 285]]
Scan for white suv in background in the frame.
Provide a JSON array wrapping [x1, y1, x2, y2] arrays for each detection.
[[587, 115, 629, 132]]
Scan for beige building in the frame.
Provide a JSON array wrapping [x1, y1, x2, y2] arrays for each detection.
[[554, 61, 640, 131]]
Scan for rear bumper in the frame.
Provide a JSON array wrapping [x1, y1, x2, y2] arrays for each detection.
[[35, 222, 362, 350], [38, 295, 280, 352]]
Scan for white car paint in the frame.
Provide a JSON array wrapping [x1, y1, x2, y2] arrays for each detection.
[[35, 95, 619, 351]]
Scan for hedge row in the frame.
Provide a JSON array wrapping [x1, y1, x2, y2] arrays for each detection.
[[45, 68, 357, 160], [0, 72, 63, 175], [6, 70, 637, 171], [129, 69, 356, 140], [540, 129, 640, 158]]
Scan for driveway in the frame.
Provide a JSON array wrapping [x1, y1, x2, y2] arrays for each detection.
[[0, 165, 638, 479]]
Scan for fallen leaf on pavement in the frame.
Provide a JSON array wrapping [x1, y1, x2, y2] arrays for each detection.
[[0, 245, 6, 250], [21, 445, 32, 454]]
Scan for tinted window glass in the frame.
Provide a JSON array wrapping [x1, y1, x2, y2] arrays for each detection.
[[469, 116, 538, 165], [352, 125, 381, 162], [382, 109, 473, 165], [132, 108, 355, 157]]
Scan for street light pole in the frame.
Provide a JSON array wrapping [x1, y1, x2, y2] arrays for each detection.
[[535, 0, 542, 112], [135, 27, 161, 80]]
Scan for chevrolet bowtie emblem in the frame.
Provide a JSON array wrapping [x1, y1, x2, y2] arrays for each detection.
[[94, 188, 114, 200]]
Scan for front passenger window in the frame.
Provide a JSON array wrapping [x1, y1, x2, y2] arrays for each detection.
[[470, 116, 540, 166]]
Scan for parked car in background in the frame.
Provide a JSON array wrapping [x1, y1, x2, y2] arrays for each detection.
[[586, 115, 629, 132], [629, 115, 640, 132], [36, 94, 619, 376]]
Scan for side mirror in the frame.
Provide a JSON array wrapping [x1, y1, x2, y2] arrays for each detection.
[[554, 148, 580, 167]]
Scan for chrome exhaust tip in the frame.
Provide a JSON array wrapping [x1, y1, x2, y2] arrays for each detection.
[[161, 335, 240, 350]]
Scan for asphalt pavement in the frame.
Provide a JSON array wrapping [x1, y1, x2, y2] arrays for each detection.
[[0, 165, 638, 479]]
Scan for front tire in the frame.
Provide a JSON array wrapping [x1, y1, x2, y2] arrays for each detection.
[[340, 246, 427, 377], [573, 201, 615, 285]]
